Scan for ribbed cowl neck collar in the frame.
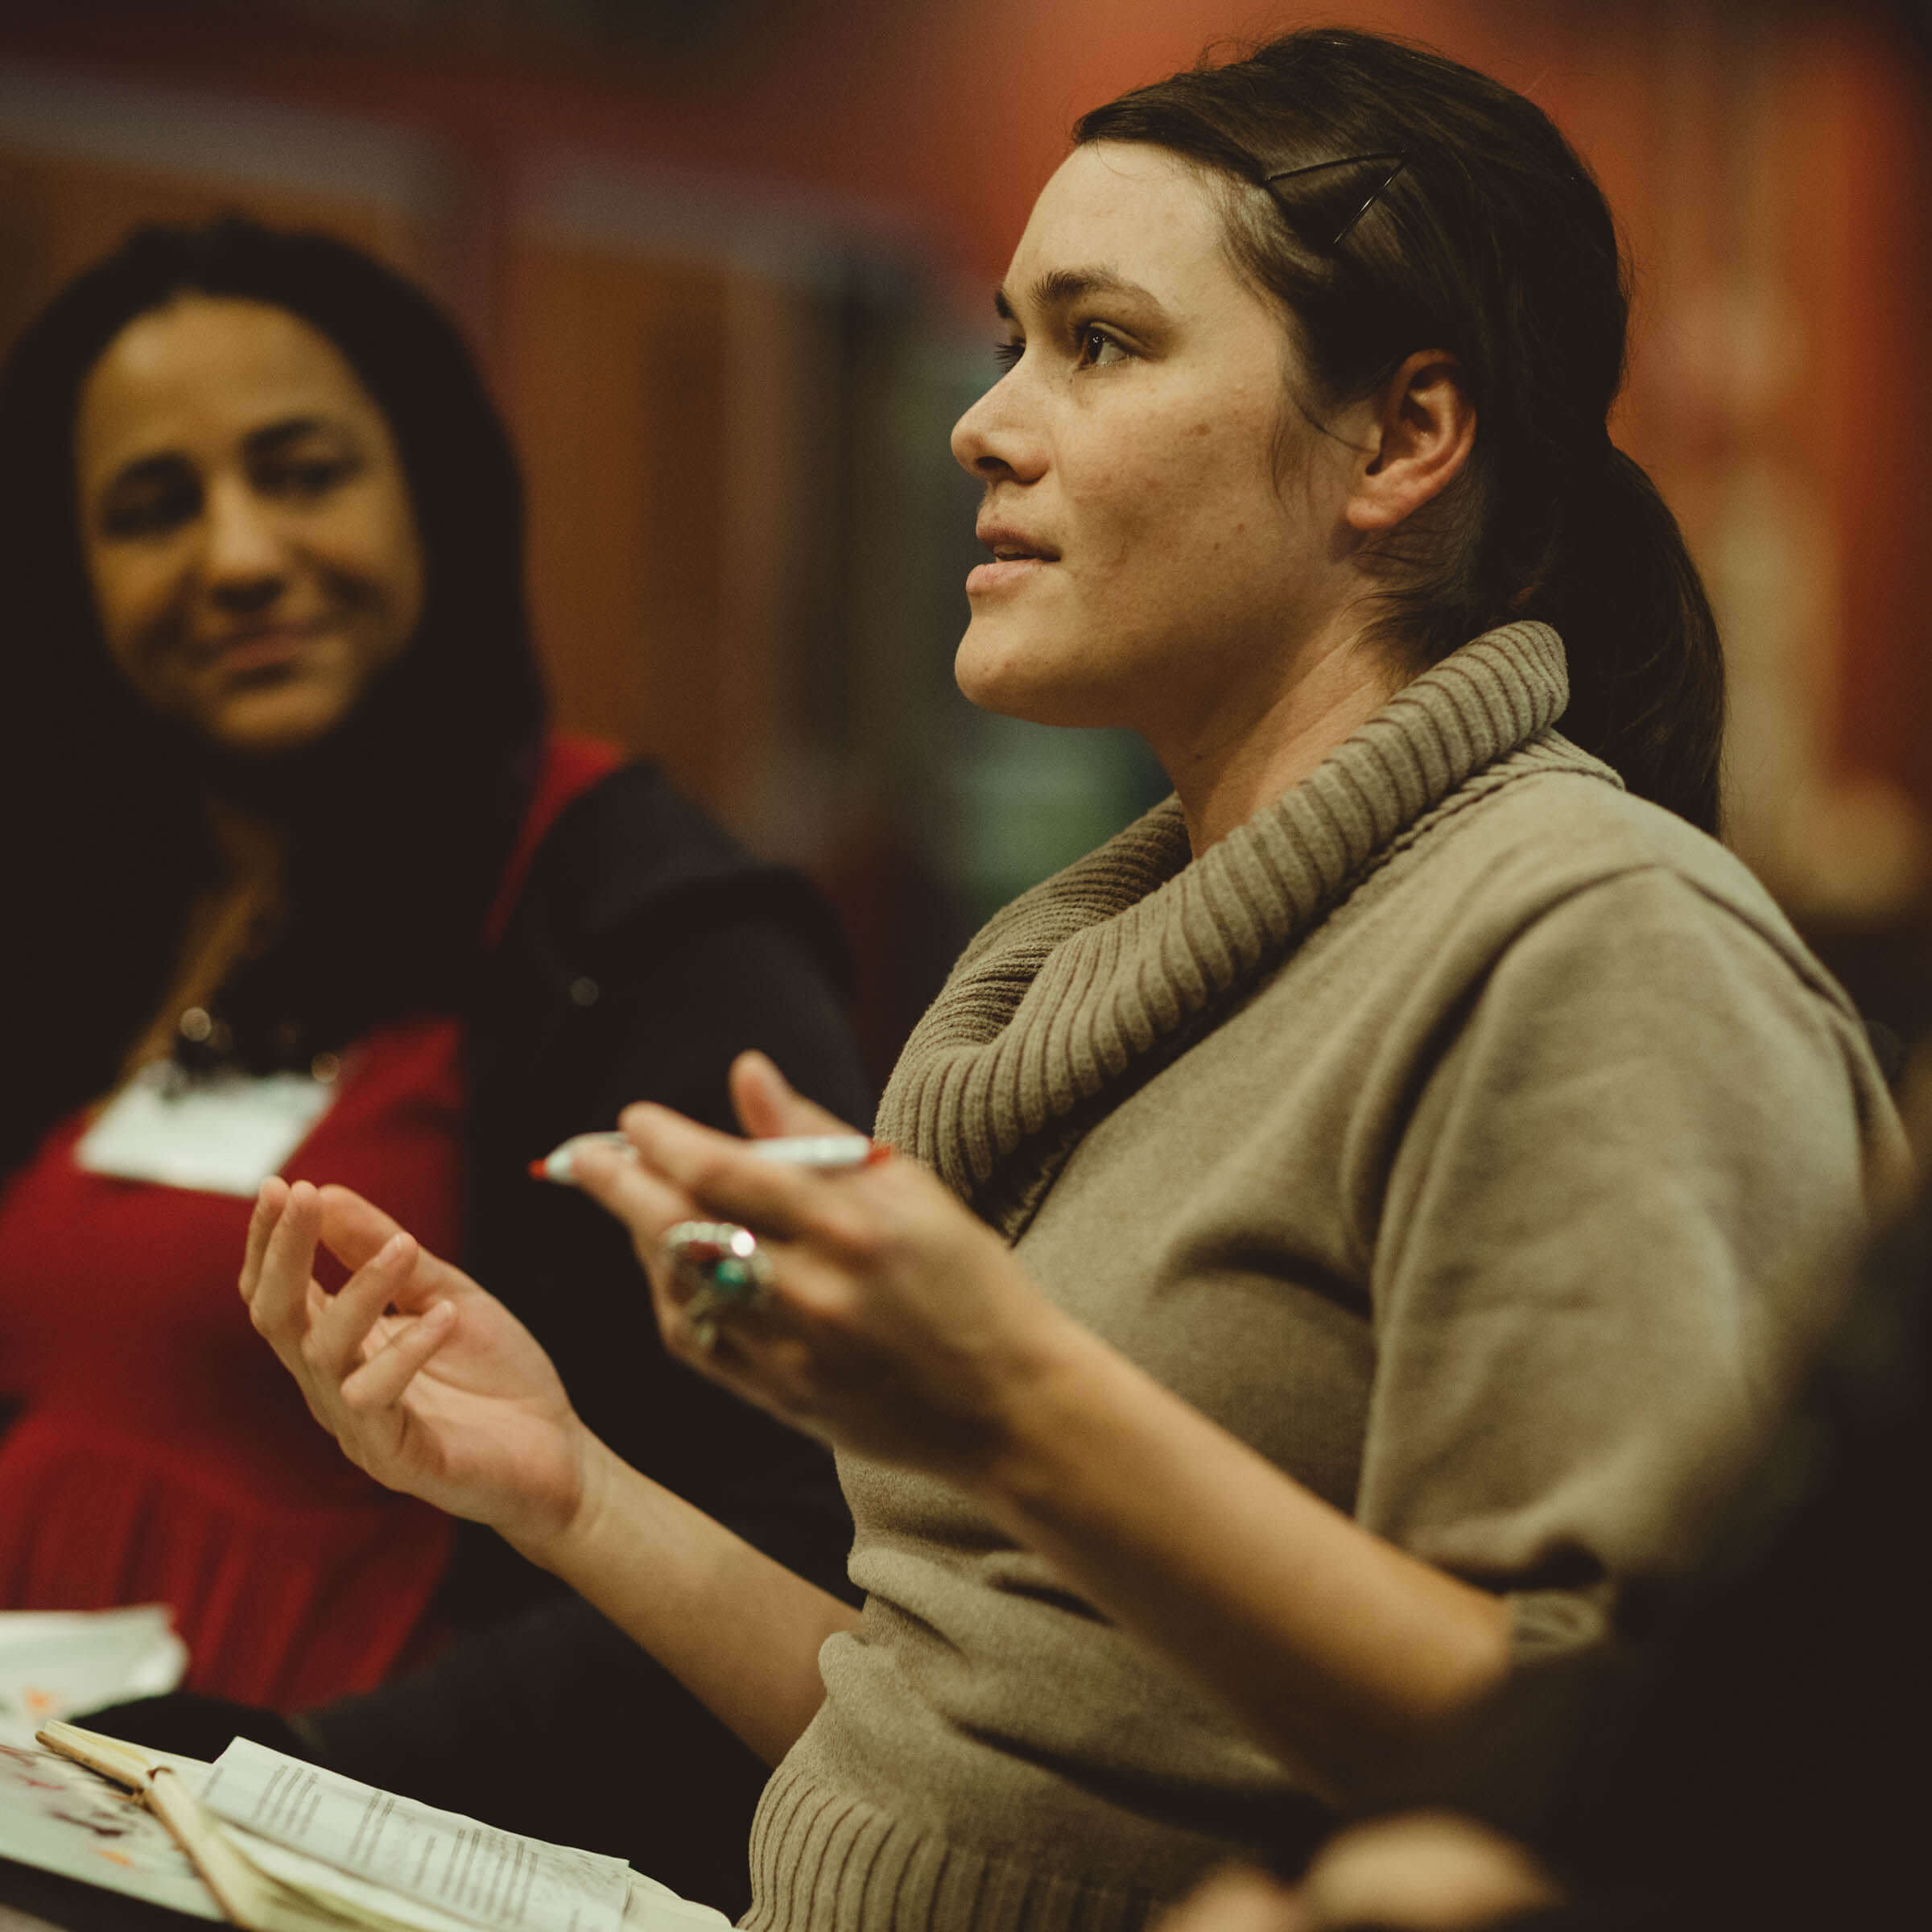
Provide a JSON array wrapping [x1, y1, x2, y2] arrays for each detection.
[[877, 621, 1600, 1233]]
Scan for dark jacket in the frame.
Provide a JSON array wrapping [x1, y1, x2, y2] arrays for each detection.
[[306, 762, 872, 1911]]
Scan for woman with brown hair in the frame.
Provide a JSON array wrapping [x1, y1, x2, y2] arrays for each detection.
[[245, 27, 1901, 1932], [0, 217, 866, 1906]]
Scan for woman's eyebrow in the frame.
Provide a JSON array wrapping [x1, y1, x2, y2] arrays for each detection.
[[244, 415, 349, 459], [101, 450, 190, 495], [993, 267, 1170, 321]]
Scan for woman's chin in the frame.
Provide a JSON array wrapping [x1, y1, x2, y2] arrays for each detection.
[[192, 684, 360, 761], [953, 626, 1121, 729]]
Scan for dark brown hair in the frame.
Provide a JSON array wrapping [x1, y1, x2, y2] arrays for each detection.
[[1075, 27, 1724, 832]]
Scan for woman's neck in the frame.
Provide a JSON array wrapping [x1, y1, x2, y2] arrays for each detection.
[[1158, 621, 1406, 857], [107, 798, 288, 1092], [204, 790, 287, 891]]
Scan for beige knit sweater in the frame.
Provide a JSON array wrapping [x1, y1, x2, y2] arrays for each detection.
[[741, 625, 1902, 1932]]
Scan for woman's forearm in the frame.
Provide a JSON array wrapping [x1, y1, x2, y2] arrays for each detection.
[[576, 1075, 1508, 1794], [240, 1177, 855, 1768], [975, 1312, 1511, 1802], [516, 1433, 859, 1766]]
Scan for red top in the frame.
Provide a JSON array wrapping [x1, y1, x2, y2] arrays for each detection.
[[0, 736, 622, 1710]]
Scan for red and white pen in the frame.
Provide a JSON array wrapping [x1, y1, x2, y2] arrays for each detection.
[[530, 1132, 886, 1186]]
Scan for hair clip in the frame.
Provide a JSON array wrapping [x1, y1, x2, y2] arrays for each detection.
[[1261, 152, 1408, 250]]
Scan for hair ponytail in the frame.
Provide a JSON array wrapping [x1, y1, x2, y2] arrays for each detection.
[[1544, 448, 1724, 832], [1075, 27, 1727, 833]]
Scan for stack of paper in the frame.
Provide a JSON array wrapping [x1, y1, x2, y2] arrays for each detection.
[[14, 1724, 728, 1932]]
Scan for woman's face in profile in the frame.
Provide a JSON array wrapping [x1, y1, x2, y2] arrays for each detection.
[[949, 142, 1350, 751], [74, 295, 425, 758]]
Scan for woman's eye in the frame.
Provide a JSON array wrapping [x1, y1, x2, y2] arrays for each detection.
[[992, 337, 1025, 373], [98, 471, 200, 539], [256, 452, 359, 499], [1075, 326, 1128, 369]]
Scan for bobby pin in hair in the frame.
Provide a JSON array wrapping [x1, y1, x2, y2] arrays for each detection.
[[1261, 152, 1408, 250]]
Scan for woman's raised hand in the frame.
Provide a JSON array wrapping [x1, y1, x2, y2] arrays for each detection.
[[569, 1052, 1080, 1486], [242, 1179, 589, 1555]]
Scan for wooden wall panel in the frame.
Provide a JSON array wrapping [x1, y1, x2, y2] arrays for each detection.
[[504, 243, 737, 803]]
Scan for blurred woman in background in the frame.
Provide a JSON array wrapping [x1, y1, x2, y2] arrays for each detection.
[[247, 27, 1902, 1932], [0, 217, 867, 1905]]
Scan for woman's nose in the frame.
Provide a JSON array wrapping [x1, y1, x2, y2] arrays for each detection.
[[951, 374, 1046, 485], [201, 477, 287, 605]]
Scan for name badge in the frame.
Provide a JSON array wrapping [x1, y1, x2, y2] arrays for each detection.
[[74, 1061, 338, 1197]]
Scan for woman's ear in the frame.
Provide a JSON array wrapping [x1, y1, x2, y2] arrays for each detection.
[[1344, 350, 1475, 532]]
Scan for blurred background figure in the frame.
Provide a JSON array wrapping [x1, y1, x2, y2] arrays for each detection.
[[0, 0, 1921, 1080], [0, 213, 869, 1907]]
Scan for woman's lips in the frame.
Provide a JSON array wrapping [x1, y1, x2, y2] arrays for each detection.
[[966, 554, 1056, 597], [215, 635, 306, 674], [202, 618, 332, 674]]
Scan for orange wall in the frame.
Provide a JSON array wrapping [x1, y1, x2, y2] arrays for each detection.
[[2, 0, 1929, 890], [0, 3, 1649, 304]]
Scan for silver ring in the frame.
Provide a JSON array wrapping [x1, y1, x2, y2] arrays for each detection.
[[663, 1221, 773, 1348]]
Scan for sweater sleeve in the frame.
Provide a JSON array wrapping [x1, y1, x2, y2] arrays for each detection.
[[1360, 863, 1901, 1666]]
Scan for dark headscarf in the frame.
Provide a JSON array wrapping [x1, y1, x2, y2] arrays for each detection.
[[0, 217, 547, 1174]]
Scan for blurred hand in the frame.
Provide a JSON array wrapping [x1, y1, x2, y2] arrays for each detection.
[[1302, 1814, 1559, 1928], [1155, 1818, 1561, 1932], [1155, 1867, 1315, 1932], [570, 1052, 1078, 1485], [242, 1179, 590, 1555]]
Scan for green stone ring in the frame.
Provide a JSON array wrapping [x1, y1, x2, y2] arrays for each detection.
[[663, 1220, 774, 1349]]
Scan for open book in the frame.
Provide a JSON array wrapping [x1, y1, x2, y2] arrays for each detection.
[[13, 1720, 727, 1932]]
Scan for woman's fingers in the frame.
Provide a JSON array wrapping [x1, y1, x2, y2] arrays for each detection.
[[566, 1138, 729, 1344], [1155, 1868, 1311, 1932], [247, 1183, 439, 1416], [569, 1136, 703, 1251], [303, 1232, 417, 1381], [729, 1051, 857, 1141], [695, 1311, 829, 1410], [616, 1102, 852, 1247], [1298, 1814, 1560, 1929], [315, 1184, 408, 1273], [239, 1175, 291, 1307], [340, 1300, 457, 1412], [575, 1059, 879, 1278], [248, 1180, 323, 1362], [651, 1231, 855, 1405]]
